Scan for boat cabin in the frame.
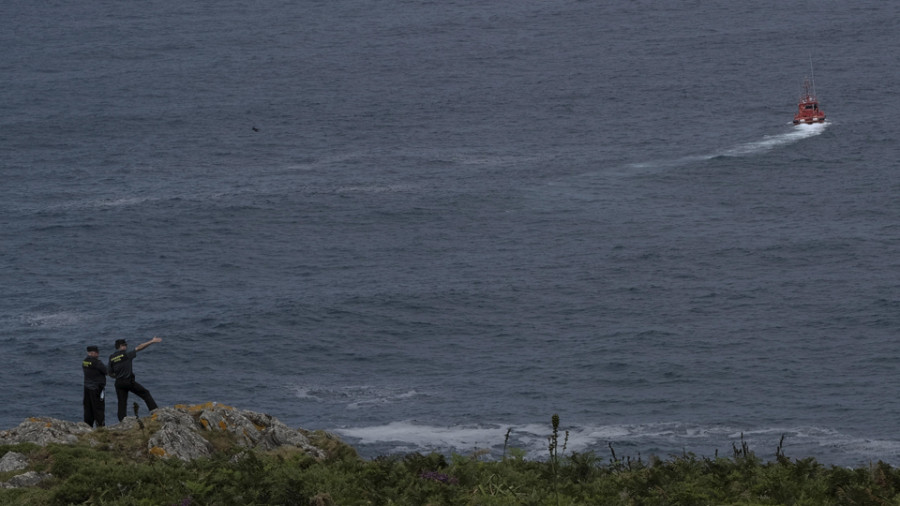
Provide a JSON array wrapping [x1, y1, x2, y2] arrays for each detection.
[[793, 78, 826, 124]]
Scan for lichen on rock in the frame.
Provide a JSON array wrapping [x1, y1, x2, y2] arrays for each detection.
[[0, 417, 91, 446], [1, 403, 342, 463]]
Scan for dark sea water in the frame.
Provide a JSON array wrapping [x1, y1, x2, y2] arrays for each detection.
[[3, 1, 900, 467]]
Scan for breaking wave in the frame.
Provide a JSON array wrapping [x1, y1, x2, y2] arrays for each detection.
[[332, 419, 900, 467]]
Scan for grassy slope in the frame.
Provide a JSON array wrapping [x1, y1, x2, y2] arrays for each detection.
[[2, 420, 900, 505]]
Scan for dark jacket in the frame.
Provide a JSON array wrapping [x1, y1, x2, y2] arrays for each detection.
[[82, 356, 107, 390], [108, 349, 138, 384]]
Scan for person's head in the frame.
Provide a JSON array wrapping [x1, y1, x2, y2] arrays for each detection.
[[86, 345, 99, 357], [114, 339, 127, 350]]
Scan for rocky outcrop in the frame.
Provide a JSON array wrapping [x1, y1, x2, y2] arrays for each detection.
[[195, 404, 321, 453], [0, 417, 92, 446], [0, 452, 28, 472], [147, 403, 326, 461], [147, 407, 215, 461], [0, 404, 348, 491], [0, 403, 332, 464], [0, 451, 52, 489]]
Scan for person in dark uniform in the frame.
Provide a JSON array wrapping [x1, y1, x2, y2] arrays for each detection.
[[108, 336, 162, 422], [82, 345, 107, 427]]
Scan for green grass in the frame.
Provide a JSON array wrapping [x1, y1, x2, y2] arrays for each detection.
[[2, 416, 900, 505]]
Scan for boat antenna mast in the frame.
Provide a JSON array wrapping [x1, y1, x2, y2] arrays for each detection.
[[808, 53, 817, 98]]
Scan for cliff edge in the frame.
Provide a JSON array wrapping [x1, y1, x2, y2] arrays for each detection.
[[0, 402, 354, 488]]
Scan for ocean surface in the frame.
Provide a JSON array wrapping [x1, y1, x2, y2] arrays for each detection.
[[3, 1, 900, 467]]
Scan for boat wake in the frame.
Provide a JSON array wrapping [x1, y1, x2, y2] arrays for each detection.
[[626, 122, 829, 173], [716, 122, 828, 158]]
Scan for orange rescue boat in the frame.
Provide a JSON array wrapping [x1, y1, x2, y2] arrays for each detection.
[[793, 77, 825, 125]]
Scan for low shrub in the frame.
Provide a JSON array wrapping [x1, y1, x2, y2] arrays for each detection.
[[4, 419, 900, 505]]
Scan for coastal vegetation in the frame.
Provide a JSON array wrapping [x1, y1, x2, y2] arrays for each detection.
[[2, 413, 900, 505]]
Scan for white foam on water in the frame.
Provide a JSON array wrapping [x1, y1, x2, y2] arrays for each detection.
[[20, 311, 85, 328], [331, 419, 900, 465], [347, 388, 421, 409], [335, 421, 509, 451], [291, 384, 422, 409], [623, 122, 829, 174], [332, 421, 677, 459], [718, 122, 828, 157]]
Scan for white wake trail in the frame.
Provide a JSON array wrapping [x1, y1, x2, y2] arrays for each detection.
[[718, 122, 828, 157], [624, 122, 829, 173]]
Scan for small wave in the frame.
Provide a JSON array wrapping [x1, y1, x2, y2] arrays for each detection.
[[291, 384, 421, 409], [735, 426, 900, 459], [26, 195, 160, 214], [444, 153, 542, 168], [331, 421, 659, 459], [332, 184, 419, 194], [20, 311, 84, 328], [91, 196, 157, 208], [335, 421, 508, 451]]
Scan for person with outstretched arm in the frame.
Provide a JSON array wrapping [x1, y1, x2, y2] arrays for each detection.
[[108, 336, 162, 422]]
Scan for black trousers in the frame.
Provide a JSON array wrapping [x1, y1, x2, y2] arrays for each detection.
[[83, 386, 105, 427], [115, 378, 158, 421]]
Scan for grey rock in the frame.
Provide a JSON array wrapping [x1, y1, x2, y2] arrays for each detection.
[[0, 471, 52, 489], [107, 417, 141, 431], [1, 404, 336, 462], [199, 405, 263, 446], [152, 407, 196, 427], [0, 452, 28, 472], [146, 407, 214, 461], [147, 423, 213, 461], [0, 417, 91, 446], [199, 406, 324, 458]]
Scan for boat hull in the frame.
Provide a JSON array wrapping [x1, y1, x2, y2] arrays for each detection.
[[793, 115, 826, 125]]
